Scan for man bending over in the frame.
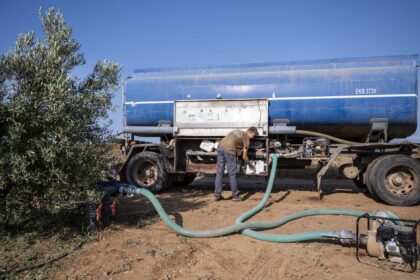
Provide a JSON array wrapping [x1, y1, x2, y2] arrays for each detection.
[[214, 127, 258, 201]]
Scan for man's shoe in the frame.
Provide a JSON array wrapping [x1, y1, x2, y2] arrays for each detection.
[[231, 196, 242, 202], [215, 195, 224, 201]]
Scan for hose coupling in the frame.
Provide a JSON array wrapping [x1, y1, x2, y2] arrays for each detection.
[[118, 185, 137, 197], [369, 211, 390, 218], [322, 229, 356, 245], [368, 211, 396, 226]]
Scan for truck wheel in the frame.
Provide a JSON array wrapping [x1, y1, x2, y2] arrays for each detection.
[[364, 156, 385, 198], [126, 152, 172, 193], [173, 173, 197, 187], [367, 155, 420, 206]]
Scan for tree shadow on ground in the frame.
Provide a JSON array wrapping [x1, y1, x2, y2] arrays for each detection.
[[113, 187, 211, 228], [187, 175, 372, 200]]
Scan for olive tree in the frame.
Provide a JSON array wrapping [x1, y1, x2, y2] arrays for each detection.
[[0, 8, 121, 229]]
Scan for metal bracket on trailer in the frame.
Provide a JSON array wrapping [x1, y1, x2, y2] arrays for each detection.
[[315, 146, 345, 199], [366, 118, 388, 143]]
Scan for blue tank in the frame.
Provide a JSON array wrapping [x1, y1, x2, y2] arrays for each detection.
[[124, 55, 419, 139]]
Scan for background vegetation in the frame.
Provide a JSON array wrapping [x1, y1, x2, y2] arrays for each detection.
[[0, 8, 121, 232]]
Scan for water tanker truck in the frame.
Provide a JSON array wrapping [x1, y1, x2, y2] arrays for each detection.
[[118, 54, 420, 206]]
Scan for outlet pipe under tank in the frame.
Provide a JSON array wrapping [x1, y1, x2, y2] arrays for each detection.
[[122, 126, 361, 145]]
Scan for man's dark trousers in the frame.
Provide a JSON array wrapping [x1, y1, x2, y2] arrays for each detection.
[[215, 148, 238, 198]]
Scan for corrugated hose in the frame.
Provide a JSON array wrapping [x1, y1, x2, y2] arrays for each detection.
[[117, 154, 401, 243]]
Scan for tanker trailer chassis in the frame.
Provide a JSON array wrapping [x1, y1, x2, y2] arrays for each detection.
[[119, 98, 420, 206]]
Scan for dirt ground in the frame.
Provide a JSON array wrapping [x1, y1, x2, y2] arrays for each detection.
[[44, 176, 420, 280]]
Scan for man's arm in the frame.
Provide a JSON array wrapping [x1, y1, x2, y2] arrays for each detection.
[[241, 134, 255, 169], [242, 148, 250, 163], [242, 149, 255, 170]]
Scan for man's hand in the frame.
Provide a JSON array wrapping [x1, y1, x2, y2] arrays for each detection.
[[243, 149, 256, 172], [248, 161, 256, 171]]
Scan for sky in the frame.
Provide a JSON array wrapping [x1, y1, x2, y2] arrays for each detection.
[[1, 0, 420, 134]]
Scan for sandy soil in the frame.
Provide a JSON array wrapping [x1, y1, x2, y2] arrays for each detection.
[[49, 176, 420, 280]]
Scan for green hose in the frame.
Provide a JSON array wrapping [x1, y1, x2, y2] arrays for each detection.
[[132, 153, 401, 242], [296, 129, 361, 145], [235, 154, 363, 242]]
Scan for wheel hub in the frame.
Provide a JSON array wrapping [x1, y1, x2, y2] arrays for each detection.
[[386, 168, 414, 195], [392, 175, 403, 186], [135, 161, 158, 186]]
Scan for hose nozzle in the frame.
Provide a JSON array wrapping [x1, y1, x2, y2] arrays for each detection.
[[322, 229, 356, 245]]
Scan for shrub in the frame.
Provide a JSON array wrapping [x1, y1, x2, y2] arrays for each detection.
[[0, 8, 121, 230]]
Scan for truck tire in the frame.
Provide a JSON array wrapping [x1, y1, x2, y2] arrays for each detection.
[[126, 152, 172, 193], [367, 155, 420, 206], [364, 156, 385, 198]]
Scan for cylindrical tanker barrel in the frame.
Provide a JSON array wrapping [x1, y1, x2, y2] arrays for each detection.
[[123, 55, 418, 140]]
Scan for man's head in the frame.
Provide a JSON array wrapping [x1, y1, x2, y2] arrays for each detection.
[[246, 126, 258, 139]]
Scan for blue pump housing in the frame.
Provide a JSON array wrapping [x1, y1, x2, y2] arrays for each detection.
[[124, 55, 419, 140]]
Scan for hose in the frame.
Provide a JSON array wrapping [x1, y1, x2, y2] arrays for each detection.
[[127, 153, 401, 242], [295, 129, 361, 145], [235, 154, 354, 242], [235, 154, 403, 242]]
